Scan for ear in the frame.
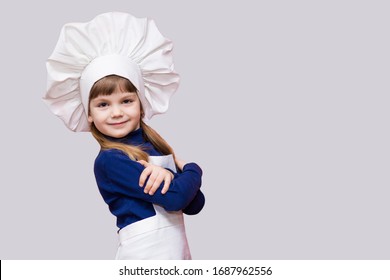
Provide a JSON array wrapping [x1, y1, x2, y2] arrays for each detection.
[[88, 115, 93, 123]]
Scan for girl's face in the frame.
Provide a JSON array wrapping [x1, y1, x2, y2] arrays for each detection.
[[88, 91, 142, 138]]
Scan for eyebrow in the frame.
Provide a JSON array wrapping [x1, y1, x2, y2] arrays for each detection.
[[122, 92, 137, 97], [92, 92, 137, 101]]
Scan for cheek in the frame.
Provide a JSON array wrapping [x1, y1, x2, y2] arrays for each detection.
[[88, 109, 106, 123], [88, 109, 99, 123]]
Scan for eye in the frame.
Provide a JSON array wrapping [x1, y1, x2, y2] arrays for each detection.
[[97, 102, 109, 108], [122, 99, 134, 104]]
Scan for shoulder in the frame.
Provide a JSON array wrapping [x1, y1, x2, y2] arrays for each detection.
[[94, 149, 145, 183], [94, 149, 137, 170], [95, 148, 127, 163]]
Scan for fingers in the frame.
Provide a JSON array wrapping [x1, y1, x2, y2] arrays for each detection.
[[139, 165, 152, 187], [138, 161, 173, 195], [161, 172, 173, 194], [144, 170, 165, 195]]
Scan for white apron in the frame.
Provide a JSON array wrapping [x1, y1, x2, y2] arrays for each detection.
[[115, 155, 192, 260]]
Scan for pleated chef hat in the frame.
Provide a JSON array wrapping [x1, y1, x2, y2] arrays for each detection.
[[43, 12, 180, 132]]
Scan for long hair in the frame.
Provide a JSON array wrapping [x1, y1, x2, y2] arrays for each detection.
[[89, 75, 176, 162]]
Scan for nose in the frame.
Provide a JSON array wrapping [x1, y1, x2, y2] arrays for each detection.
[[111, 105, 124, 118]]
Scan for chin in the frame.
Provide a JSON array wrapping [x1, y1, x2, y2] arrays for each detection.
[[113, 132, 130, 138]]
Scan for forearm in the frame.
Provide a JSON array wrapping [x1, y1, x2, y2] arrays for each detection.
[[96, 151, 203, 211]]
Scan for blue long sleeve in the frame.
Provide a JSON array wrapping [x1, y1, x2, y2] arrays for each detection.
[[94, 149, 204, 228]]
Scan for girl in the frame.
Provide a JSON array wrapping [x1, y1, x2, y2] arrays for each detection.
[[43, 12, 205, 259]]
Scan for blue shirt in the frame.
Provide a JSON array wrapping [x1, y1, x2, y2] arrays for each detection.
[[93, 128, 205, 229]]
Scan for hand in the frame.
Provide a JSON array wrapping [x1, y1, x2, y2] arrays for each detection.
[[137, 160, 174, 195], [175, 158, 187, 172]]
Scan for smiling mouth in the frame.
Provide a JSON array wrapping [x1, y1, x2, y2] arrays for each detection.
[[109, 120, 128, 126]]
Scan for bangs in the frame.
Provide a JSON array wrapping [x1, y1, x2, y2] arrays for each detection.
[[89, 75, 138, 100]]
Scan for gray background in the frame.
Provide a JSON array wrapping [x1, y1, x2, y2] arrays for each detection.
[[1, 0, 389, 259]]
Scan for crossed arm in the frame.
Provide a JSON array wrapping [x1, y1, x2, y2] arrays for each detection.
[[95, 150, 204, 213]]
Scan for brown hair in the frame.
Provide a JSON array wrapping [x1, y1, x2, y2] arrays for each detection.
[[89, 75, 176, 162]]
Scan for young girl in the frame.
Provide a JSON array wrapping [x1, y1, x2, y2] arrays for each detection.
[[43, 12, 205, 259]]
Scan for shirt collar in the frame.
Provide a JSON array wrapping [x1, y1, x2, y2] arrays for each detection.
[[105, 127, 145, 146]]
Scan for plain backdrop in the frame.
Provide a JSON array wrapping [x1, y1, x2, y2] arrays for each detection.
[[1, 0, 389, 259]]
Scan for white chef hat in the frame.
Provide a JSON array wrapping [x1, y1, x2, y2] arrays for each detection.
[[43, 12, 180, 132]]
